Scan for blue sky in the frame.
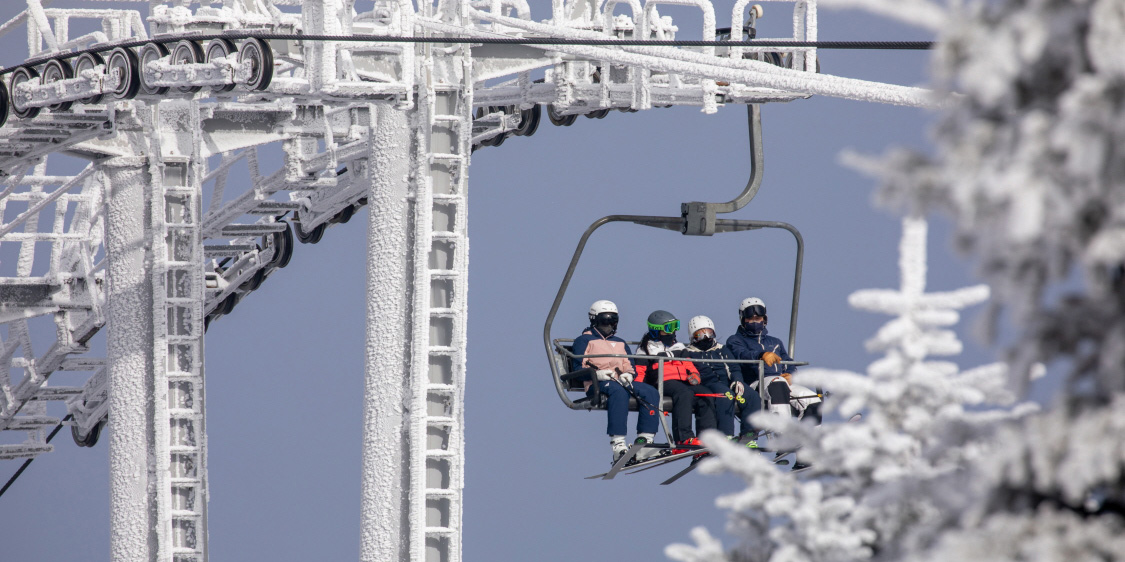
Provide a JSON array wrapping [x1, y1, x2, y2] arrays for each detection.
[[0, 3, 989, 561]]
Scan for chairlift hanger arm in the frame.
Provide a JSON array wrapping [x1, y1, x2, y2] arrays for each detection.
[[681, 104, 763, 235]]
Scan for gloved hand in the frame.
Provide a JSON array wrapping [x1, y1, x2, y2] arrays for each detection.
[[730, 381, 745, 395], [761, 351, 782, 367], [618, 373, 634, 386], [780, 372, 793, 384], [596, 369, 615, 381]]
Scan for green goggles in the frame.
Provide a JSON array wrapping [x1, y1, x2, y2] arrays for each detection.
[[647, 319, 680, 333]]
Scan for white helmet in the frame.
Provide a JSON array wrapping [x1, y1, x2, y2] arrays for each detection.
[[688, 315, 715, 336], [588, 300, 620, 336], [739, 297, 767, 322], [588, 299, 618, 321]]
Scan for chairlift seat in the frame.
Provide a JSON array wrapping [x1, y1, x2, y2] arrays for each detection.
[[554, 343, 673, 411]]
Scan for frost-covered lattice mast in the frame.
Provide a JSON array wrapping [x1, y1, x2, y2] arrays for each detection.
[[0, 1, 933, 561]]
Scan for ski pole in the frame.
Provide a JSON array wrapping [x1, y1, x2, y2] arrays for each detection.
[[619, 379, 666, 416], [694, 392, 747, 404]]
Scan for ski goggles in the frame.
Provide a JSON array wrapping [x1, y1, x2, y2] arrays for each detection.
[[593, 312, 619, 326], [691, 328, 716, 342], [740, 305, 767, 319], [647, 318, 680, 333]]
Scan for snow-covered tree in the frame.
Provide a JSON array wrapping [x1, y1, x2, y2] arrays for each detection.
[[667, 217, 1034, 562], [845, 0, 1125, 558], [671, 0, 1125, 559]]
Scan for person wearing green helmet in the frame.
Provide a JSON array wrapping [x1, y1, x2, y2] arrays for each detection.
[[634, 310, 715, 454]]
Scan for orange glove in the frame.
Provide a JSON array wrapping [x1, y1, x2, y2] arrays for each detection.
[[761, 351, 782, 367]]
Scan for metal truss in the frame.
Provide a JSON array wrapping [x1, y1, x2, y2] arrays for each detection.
[[0, 1, 931, 561]]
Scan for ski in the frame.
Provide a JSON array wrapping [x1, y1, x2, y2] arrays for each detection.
[[619, 447, 706, 475], [585, 442, 646, 480], [658, 438, 768, 485], [659, 456, 706, 485], [586, 446, 701, 479]]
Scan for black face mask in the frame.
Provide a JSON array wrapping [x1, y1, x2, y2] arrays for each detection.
[[743, 321, 765, 335], [694, 336, 715, 350], [595, 322, 618, 337], [659, 333, 677, 346]]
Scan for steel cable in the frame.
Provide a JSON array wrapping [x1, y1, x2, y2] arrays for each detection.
[[0, 31, 933, 76], [0, 414, 73, 500]]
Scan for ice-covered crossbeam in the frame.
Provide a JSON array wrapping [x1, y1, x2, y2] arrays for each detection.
[[447, 12, 938, 108]]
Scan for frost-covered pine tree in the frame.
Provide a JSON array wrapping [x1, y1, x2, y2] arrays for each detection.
[[671, 0, 1125, 559], [667, 216, 1035, 562], [840, 0, 1125, 558]]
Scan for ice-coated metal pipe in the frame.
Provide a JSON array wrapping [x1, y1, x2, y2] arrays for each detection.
[[102, 159, 156, 562], [361, 104, 412, 562]]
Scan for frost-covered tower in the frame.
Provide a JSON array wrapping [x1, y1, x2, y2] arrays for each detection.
[[667, 216, 1033, 562], [0, 1, 932, 561]]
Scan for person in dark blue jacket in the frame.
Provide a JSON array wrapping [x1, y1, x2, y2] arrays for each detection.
[[726, 297, 800, 434], [571, 299, 661, 465], [683, 315, 763, 443]]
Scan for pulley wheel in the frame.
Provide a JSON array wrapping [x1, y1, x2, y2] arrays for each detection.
[[105, 48, 140, 100], [72, 420, 103, 447], [331, 204, 354, 224], [9, 66, 40, 120], [221, 292, 239, 315], [512, 104, 541, 137], [41, 59, 74, 111], [238, 38, 273, 91], [137, 42, 169, 96], [240, 267, 266, 291], [546, 104, 576, 126], [170, 39, 205, 93], [0, 82, 9, 128], [294, 213, 326, 244], [204, 38, 237, 92], [73, 52, 105, 104]]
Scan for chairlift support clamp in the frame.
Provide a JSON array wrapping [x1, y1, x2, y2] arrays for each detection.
[[681, 104, 763, 235]]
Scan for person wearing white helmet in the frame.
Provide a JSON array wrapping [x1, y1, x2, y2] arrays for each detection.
[[727, 297, 822, 428], [683, 315, 762, 444], [571, 300, 661, 465]]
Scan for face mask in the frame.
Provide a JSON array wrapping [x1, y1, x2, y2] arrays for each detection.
[[694, 337, 715, 350], [595, 322, 617, 337], [659, 333, 677, 346], [743, 321, 765, 334]]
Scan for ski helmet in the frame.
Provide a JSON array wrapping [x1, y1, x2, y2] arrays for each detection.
[[739, 297, 768, 322], [589, 299, 618, 321], [589, 300, 619, 336], [688, 315, 715, 338], [646, 310, 680, 335]]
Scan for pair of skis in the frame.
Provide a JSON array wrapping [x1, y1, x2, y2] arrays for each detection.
[[585, 443, 705, 482], [586, 438, 751, 484], [587, 414, 860, 483], [586, 444, 805, 484]]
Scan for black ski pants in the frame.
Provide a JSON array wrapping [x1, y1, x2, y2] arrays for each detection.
[[661, 380, 715, 443]]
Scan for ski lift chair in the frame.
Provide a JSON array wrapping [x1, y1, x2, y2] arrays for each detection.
[[544, 105, 810, 435]]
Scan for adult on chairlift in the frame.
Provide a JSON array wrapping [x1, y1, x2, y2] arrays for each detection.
[[727, 297, 822, 428], [634, 310, 714, 454], [684, 315, 762, 446], [572, 300, 661, 465]]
